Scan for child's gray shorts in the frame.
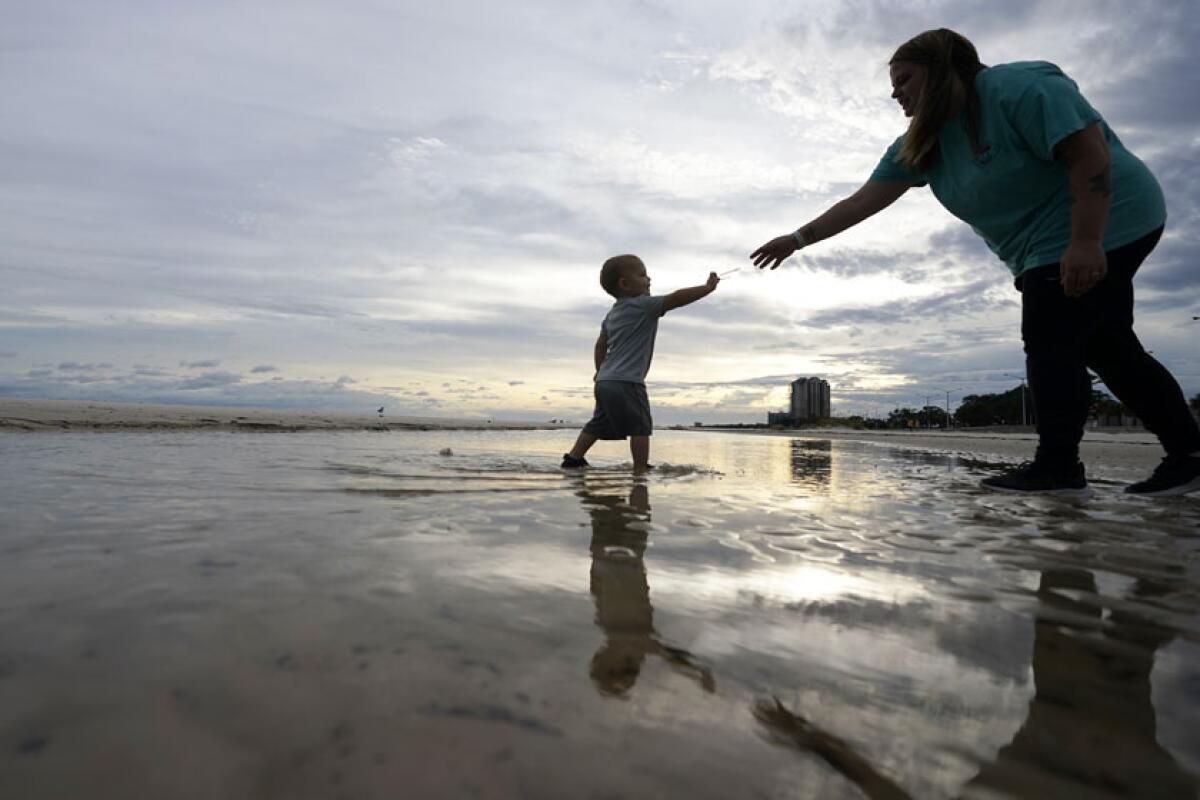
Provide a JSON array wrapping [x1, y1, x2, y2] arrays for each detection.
[[582, 380, 653, 439]]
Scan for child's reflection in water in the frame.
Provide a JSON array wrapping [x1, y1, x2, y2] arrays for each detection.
[[753, 568, 1197, 799], [581, 480, 715, 697]]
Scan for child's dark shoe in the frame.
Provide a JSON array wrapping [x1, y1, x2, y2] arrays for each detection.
[[561, 454, 590, 469]]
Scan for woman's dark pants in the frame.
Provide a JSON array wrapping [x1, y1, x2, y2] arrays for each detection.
[[1020, 227, 1200, 466]]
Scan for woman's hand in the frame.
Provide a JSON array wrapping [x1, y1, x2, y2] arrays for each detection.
[[1060, 240, 1107, 297], [750, 235, 799, 270]]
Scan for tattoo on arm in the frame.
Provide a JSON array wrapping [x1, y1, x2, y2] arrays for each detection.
[[1087, 164, 1112, 197]]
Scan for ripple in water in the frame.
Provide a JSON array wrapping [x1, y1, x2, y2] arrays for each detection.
[[0, 429, 1197, 798]]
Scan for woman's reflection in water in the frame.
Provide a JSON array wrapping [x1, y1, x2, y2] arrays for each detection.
[[754, 568, 1197, 798], [580, 479, 715, 697]]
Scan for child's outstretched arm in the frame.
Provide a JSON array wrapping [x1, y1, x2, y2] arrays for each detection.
[[662, 272, 719, 313]]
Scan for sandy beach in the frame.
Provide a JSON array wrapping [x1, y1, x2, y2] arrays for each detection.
[[2, 397, 1173, 475], [0, 397, 568, 433]]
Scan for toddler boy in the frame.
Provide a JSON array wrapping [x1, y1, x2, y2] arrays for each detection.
[[562, 254, 719, 472]]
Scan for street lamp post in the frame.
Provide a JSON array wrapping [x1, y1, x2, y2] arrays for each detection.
[[1004, 372, 1028, 426], [934, 387, 960, 430]]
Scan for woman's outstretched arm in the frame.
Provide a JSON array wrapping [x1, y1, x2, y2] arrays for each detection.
[[749, 179, 910, 270]]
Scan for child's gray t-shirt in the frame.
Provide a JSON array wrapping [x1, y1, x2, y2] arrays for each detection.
[[595, 294, 666, 384]]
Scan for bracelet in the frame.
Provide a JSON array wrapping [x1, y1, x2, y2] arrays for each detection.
[[792, 228, 810, 249]]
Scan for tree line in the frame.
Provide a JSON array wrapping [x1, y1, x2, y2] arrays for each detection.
[[878, 386, 1200, 429], [751, 389, 1199, 431]]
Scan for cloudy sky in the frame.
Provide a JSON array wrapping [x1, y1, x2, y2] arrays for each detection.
[[3, 0, 1198, 423]]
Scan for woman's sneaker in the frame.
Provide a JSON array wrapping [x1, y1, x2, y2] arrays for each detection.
[[980, 460, 1089, 496], [1125, 453, 1200, 496], [561, 453, 590, 469]]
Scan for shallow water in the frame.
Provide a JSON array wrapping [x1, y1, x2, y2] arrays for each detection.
[[1, 429, 1198, 799]]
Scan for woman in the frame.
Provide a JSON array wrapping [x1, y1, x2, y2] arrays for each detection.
[[751, 28, 1200, 496]]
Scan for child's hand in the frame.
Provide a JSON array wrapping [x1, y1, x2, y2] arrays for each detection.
[[706, 272, 720, 290]]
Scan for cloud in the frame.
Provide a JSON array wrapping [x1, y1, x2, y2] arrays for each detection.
[[1, 1, 1196, 420], [796, 278, 1014, 329], [57, 362, 112, 371], [178, 371, 242, 390]]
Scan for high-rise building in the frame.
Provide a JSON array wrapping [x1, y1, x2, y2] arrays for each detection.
[[790, 377, 831, 422]]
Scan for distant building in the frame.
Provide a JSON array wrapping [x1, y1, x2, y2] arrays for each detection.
[[790, 377, 831, 422], [767, 377, 833, 426]]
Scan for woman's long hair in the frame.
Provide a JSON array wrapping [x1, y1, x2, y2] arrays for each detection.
[[890, 29, 987, 172]]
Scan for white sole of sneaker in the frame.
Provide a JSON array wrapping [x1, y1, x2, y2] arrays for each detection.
[[980, 481, 1092, 498], [1127, 474, 1200, 497]]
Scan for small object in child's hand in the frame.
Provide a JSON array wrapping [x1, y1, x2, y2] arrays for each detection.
[[718, 268, 741, 277]]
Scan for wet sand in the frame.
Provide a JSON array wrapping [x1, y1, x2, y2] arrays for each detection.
[[0, 398, 568, 433], [1, 428, 1197, 798]]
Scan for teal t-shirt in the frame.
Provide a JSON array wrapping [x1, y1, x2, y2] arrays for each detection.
[[870, 61, 1166, 276]]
